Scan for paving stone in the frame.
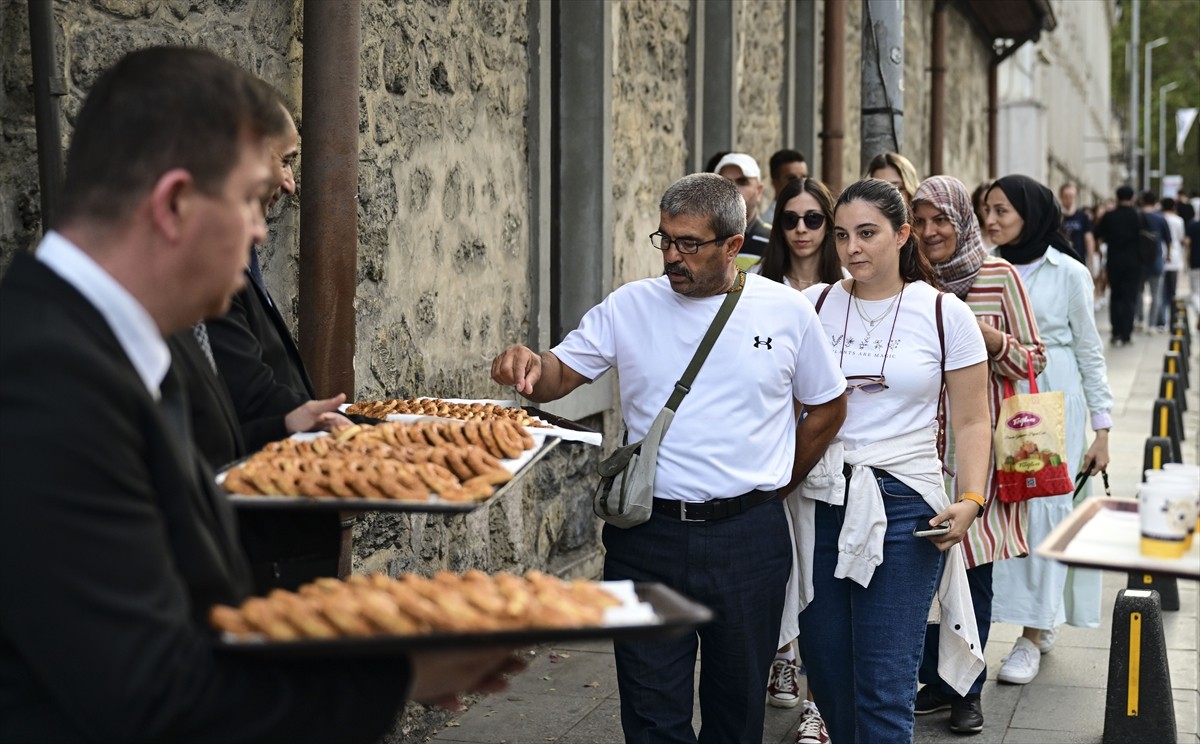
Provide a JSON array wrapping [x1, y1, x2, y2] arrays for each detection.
[[1001, 727, 1102, 743], [556, 698, 624, 744], [432, 693, 603, 743], [1007, 685, 1106, 735], [1033, 645, 1110, 687], [1177, 688, 1200, 736]]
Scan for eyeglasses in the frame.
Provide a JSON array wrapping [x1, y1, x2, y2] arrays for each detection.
[[649, 231, 733, 255], [780, 211, 826, 231], [844, 374, 889, 394]]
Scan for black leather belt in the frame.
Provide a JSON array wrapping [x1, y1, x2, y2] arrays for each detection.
[[652, 489, 779, 522]]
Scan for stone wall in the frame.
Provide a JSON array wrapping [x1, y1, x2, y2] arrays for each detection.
[[611, 0, 691, 287], [734, 0, 786, 192], [941, 3, 993, 188]]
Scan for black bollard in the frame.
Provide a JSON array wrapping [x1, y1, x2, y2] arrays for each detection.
[[1141, 436, 1177, 473], [1167, 336, 1190, 385], [1162, 350, 1187, 392], [1158, 373, 1187, 413], [1104, 590, 1177, 742], [1150, 398, 1184, 457], [1125, 571, 1181, 612]]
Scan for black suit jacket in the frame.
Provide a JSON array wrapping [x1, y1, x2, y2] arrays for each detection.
[[0, 253, 406, 743], [166, 329, 245, 471], [207, 267, 313, 452]]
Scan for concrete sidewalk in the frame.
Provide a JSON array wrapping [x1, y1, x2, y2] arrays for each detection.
[[429, 302, 1199, 744]]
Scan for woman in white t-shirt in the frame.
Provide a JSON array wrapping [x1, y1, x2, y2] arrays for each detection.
[[752, 175, 840, 743], [793, 178, 991, 744]]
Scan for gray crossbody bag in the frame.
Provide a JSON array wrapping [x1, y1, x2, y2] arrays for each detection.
[[593, 270, 745, 528]]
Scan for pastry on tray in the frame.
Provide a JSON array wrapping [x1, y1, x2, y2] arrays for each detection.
[[221, 420, 535, 503], [210, 570, 623, 641], [346, 397, 551, 427]]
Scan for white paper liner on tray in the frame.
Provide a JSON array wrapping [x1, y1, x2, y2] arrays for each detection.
[[219, 580, 661, 646], [339, 398, 603, 447], [216, 429, 549, 505], [1036, 497, 1200, 578]]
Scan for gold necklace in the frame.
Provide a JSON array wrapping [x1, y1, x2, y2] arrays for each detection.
[[785, 273, 816, 288]]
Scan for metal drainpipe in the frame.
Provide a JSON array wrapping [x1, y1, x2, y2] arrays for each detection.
[[298, 0, 360, 400], [28, 0, 64, 232], [929, 1, 946, 176], [822, 0, 846, 193]]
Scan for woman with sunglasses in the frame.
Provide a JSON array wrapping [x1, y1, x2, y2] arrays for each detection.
[[792, 178, 991, 744], [755, 177, 842, 289], [984, 175, 1112, 687], [909, 175, 1046, 734], [751, 176, 840, 744]]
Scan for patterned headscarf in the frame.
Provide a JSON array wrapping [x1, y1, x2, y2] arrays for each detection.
[[912, 175, 988, 299]]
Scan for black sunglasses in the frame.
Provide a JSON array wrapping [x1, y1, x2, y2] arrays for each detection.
[[780, 211, 826, 231]]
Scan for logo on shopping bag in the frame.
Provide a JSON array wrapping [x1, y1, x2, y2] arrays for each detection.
[[1006, 412, 1041, 430]]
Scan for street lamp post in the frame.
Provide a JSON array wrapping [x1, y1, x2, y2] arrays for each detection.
[[1142, 36, 1168, 191], [1158, 81, 1180, 190]]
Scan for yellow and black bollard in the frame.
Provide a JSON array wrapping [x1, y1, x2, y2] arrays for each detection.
[[1103, 589, 1176, 743]]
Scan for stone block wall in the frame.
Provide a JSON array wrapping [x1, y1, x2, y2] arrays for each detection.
[[735, 0, 786, 191], [611, 0, 691, 287]]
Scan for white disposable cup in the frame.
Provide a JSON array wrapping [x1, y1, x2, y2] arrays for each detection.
[[1138, 481, 1194, 558]]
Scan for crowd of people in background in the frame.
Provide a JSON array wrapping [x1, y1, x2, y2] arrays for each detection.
[[694, 147, 1191, 744], [4, 44, 1197, 744]]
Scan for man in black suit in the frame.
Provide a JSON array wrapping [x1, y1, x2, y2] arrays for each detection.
[[0, 46, 515, 742], [202, 99, 355, 591], [207, 102, 348, 452]]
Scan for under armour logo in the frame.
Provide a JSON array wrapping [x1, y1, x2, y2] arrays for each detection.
[[753, 336, 773, 349]]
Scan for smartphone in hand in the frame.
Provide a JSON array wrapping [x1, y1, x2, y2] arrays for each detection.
[[913, 520, 951, 538]]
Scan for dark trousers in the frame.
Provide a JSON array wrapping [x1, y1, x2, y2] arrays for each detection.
[[1108, 262, 1142, 341], [1160, 270, 1179, 327], [919, 561, 994, 698], [603, 498, 790, 744]]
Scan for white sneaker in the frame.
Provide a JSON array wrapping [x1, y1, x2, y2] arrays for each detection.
[[1039, 626, 1057, 654], [767, 659, 801, 708], [998, 637, 1041, 684]]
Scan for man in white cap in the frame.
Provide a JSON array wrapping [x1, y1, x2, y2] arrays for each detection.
[[716, 152, 772, 270]]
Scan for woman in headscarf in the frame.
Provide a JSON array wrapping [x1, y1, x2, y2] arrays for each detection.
[[983, 174, 1112, 687], [909, 176, 1046, 735]]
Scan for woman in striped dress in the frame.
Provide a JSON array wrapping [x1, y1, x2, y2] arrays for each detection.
[[909, 176, 1046, 734]]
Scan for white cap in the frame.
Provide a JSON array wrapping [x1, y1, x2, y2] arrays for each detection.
[[714, 153, 761, 180]]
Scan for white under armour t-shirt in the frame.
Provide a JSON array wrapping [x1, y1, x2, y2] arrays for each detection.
[[802, 280, 986, 451], [552, 273, 846, 503]]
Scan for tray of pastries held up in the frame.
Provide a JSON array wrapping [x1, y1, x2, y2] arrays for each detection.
[[343, 397, 602, 446], [211, 571, 713, 657], [218, 418, 554, 512]]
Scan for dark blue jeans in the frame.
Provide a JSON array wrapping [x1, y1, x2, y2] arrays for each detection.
[[919, 561, 994, 698], [602, 497, 790, 744], [794, 473, 945, 744]]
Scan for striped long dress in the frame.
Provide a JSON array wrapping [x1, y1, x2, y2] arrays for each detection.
[[944, 257, 1046, 568]]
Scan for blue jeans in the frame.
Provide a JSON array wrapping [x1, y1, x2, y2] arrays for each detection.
[[603, 497, 791, 744], [919, 561, 994, 697], [795, 473, 945, 744]]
